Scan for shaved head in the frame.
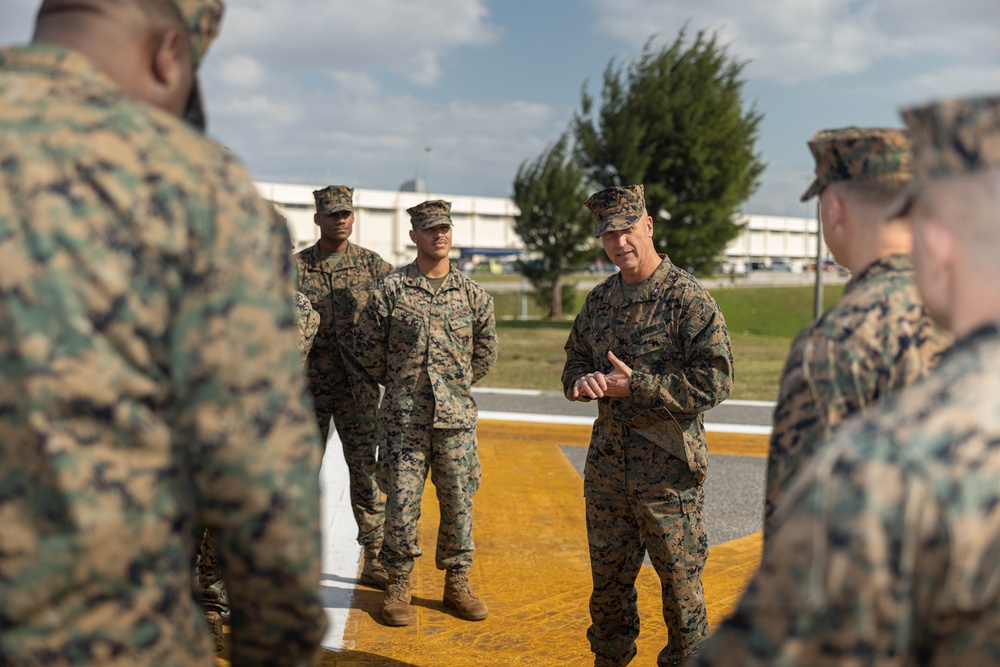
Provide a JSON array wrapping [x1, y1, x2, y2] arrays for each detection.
[[34, 0, 194, 119]]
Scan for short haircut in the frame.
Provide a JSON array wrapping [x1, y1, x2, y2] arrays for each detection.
[[833, 173, 913, 209]]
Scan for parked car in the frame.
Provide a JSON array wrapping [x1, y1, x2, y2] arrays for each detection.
[[769, 259, 795, 272]]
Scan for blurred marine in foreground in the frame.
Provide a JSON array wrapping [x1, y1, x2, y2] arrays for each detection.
[[763, 127, 951, 539], [692, 93, 1000, 666], [0, 0, 328, 665]]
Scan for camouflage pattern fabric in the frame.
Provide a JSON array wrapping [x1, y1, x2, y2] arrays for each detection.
[[586, 427, 708, 665], [562, 256, 733, 665], [585, 184, 647, 238], [406, 200, 454, 230], [195, 529, 228, 614], [354, 262, 497, 575], [891, 93, 1000, 217], [294, 291, 320, 364], [170, 0, 224, 131], [376, 424, 481, 576], [313, 185, 353, 215], [800, 127, 910, 201], [354, 262, 498, 428], [764, 254, 951, 538], [0, 45, 326, 666], [690, 321, 1000, 666], [295, 242, 390, 546]]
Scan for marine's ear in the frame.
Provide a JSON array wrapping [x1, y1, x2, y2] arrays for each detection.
[[148, 25, 194, 118]]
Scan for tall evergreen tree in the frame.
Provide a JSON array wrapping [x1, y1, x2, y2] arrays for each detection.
[[574, 29, 765, 274], [512, 134, 596, 319]]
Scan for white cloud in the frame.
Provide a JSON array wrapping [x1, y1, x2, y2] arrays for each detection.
[[204, 76, 563, 197], [210, 0, 497, 88], [217, 54, 265, 88], [588, 0, 1000, 84]]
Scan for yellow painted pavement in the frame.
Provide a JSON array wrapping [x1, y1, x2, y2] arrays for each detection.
[[220, 421, 766, 666], [319, 421, 764, 666]]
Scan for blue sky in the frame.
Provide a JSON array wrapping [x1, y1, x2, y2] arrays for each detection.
[[4, 0, 1000, 215]]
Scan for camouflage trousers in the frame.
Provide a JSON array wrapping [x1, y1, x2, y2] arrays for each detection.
[[376, 424, 481, 576], [309, 360, 385, 547], [195, 528, 229, 614], [584, 424, 708, 665]]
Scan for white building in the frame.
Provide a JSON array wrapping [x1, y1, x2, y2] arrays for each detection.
[[255, 182, 523, 268], [256, 181, 823, 270], [722, 213, 824, 270]]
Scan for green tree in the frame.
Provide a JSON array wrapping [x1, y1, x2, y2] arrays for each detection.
[[512, 133, 597, 319], [574, 29, 765, 274]]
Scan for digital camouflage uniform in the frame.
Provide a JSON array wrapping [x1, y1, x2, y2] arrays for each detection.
[[0, 2, 328, 665], [354, 249, 498, 577], [295, 188, 391, 548], [765, 128, 952, 538], [764, 255, 950, 535], [295, 291, 321, 364], [690, 92, 1000, 667], [564, 186, 734, 666]]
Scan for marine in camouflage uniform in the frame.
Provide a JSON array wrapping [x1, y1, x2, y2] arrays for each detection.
[[0, 1, 327, 665], [354, 200, 498, 627], [691, 94, 1000, 666], [295, 185, 392, 585], [563, 186, 733, 667], [764, 128, 952, 539]]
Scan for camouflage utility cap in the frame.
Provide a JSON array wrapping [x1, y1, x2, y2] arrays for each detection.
[[800, 127, 910, 202], [585, 185, 647, 238], [171, 0, 224, 131], [408, 200, 453, 229], [890, 94, 1000, 217], [314, 185, 354, 215]]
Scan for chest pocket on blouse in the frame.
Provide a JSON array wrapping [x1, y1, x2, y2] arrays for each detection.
[[629, 328, 677, 376], [447, 311, 474, 352], [390, 306, 423, 348], [299, 270, 330, 308]]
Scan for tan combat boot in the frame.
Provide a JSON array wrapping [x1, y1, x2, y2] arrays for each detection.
[[443, 570, 488, 621], [382, 574, 412, 627], [359, 544, 388, 589]]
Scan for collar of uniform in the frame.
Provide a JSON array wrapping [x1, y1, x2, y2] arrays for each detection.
[[603, 254, 672, 308], [1, 44, 117, 94], [303, 241, 355, 270], [842, 253, 912, 296], [404, 261, 456, 293], [939, 318, 1000, 365]]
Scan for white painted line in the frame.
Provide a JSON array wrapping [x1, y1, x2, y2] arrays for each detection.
[[722, 399, 776, 408], [318, 429, 360, 651], [705, 423, 772, 435], [478, 410, 772, 435], [479, 410, 594, 425], [472, 387, 545, 396]]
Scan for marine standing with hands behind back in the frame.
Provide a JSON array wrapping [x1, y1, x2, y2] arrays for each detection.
[[0, 0, 328, 664], [563, 185, 733, 667], [354, 200, 498, 628], [296, 185, 392, 588]]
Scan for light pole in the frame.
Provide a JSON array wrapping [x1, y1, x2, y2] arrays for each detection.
[[424, 146, 432, 194], [813, 199, 824, 320]]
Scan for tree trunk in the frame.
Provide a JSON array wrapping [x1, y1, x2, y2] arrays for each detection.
[[550, 273, 563, 320]]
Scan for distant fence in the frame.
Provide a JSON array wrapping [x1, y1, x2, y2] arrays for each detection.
[[487, 289, 549, 320], [486, 288, 590, 321]]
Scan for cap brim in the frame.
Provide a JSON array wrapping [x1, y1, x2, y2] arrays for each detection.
[[595, 215, 641, 238], [800, 178, 822, 202], [183, 80, 206, 132], [885, 180, 920, 220]]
